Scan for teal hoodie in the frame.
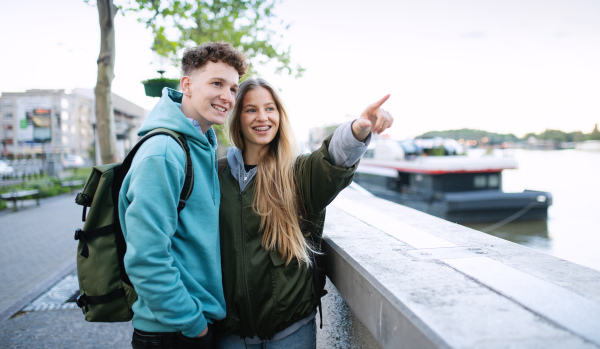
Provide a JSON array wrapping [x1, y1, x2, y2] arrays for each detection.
[[118, 88, 225, 337]]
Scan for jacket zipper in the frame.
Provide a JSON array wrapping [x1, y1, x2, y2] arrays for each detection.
[[239, 189, 257, 335]]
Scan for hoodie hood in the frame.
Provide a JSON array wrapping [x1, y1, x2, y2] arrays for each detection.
[[138, 87, 217, 150], [226, 147, 257, 192]]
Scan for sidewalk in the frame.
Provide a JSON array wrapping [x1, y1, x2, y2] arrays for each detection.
[[0, 193, 133, 348], [0, 193, 375, 348]]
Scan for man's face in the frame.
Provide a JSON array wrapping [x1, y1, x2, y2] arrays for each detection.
[[181, 61, 239, 132]]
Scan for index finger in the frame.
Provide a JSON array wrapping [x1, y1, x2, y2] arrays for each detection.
[[368, 94, 391, 111]]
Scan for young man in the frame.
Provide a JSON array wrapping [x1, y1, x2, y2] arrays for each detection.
[[118, 42, 247, 348]]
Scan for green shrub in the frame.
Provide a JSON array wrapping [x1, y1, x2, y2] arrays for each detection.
[[27, 177, 61, 198], [141, 77, 180, 85], [0, 168, 92, 210]]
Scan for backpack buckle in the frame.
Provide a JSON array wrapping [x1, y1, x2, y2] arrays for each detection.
[[75, 192, 92, 207], [76, 294, 86, 308], [74, 229, 90, 258], [76, 294, 85, 307], [76, 294, 89, 312], [177, 199, 186, 212]]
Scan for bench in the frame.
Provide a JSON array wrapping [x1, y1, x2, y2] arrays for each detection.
[[1, 189, 40, 212], [61, 180, 85, 194]]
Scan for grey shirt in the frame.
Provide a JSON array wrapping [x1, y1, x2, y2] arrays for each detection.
[[328, 120, 371, 167]]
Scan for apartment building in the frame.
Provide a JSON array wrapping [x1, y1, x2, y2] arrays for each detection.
[[0, 88, 146, 163]]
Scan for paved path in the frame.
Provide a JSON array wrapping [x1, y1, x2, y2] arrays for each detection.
[[0, 193, 377, 348], [0, 194, 80, 319], [0, 309, 132, 348], [0, 193, 134, 348]]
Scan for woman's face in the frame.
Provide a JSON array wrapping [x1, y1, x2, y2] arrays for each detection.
[[239, 87, 280, 151]]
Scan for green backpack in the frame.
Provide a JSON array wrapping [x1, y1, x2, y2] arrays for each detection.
[[74, 128, 194, 322]]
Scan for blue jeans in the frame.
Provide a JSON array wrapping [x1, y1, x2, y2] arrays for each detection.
[[215, 318, 316, 349]]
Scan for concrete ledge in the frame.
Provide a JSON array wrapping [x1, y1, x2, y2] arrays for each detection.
[[324, 184, 600, 349]]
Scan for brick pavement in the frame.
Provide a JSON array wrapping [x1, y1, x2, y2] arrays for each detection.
[[0, 194, 80, 319], [0, 309, 133, 348], [0, 193, 136, 348], [0, 193, 378, 348]]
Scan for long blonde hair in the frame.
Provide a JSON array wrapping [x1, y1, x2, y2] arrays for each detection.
[[228, 78, 312, 267]]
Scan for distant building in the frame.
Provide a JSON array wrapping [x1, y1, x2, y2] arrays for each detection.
[[308, 123, 341, 151], [0, 88, 147, 163]]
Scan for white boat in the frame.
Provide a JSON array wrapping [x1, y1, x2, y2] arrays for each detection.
[[354, 138, 552, 223], [575, 140, 600, 151]]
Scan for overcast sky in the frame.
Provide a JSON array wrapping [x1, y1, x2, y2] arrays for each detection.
[[1, 0, 598, 140]]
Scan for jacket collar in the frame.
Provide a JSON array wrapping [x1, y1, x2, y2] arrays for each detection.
[[226, 147, 258, 192]]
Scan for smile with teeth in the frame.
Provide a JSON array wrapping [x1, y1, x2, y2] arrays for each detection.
[[212, 105, 226, 112], [253, 126, 271, 132]]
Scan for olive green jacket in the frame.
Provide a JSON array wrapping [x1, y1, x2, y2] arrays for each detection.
[[215, 136, 358, 339]]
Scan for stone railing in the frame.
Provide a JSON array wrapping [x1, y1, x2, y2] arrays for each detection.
[[316, 184, 600, 349]]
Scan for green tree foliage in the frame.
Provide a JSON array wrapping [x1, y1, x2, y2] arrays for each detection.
[[417, 127, 599, 144], [122, 0, 304, 77], [417, 129, 518, 144], [86, 0, 302, 162], [568, 131, 586, 142], [538, 129, 567, 142], [590, 124, 600, 141]]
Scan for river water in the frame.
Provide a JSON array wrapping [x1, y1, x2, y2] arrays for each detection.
[[463, 148, 600, 272]]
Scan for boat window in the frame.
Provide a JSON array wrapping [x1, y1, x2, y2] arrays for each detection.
[[488, 174, 500, 188], [399, 140, 417, 153], [474, 175, 487, 188]]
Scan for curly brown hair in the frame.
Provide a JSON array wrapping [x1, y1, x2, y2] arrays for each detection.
[[181, 42, 248, 78]]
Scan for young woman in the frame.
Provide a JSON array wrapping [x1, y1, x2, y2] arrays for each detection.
[[215, 78, 393, 348]]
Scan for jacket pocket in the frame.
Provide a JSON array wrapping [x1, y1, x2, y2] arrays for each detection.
[[269, 250, 286, 267], [268, 250, 314, 323]]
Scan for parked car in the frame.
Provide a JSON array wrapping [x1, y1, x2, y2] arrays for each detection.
[[62, 155, 85, 169], [0, 160, 15, 176]]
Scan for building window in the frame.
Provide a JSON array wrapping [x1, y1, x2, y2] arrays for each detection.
[[28, 108, 52, 142], [34, 127, 51, 141]]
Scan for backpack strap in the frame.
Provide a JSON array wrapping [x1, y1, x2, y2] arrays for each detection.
[[125, 128, 195, 213], [309, 235, 326, 330], [100, 128, 194, 289], [76, 287, 126, 312], [217, 157, 228, 179]]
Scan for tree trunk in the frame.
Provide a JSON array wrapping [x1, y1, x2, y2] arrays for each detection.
[[95, 0, 118, 164]]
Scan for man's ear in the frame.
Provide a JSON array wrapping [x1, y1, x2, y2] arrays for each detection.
[[181, 76, 192, 96]]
